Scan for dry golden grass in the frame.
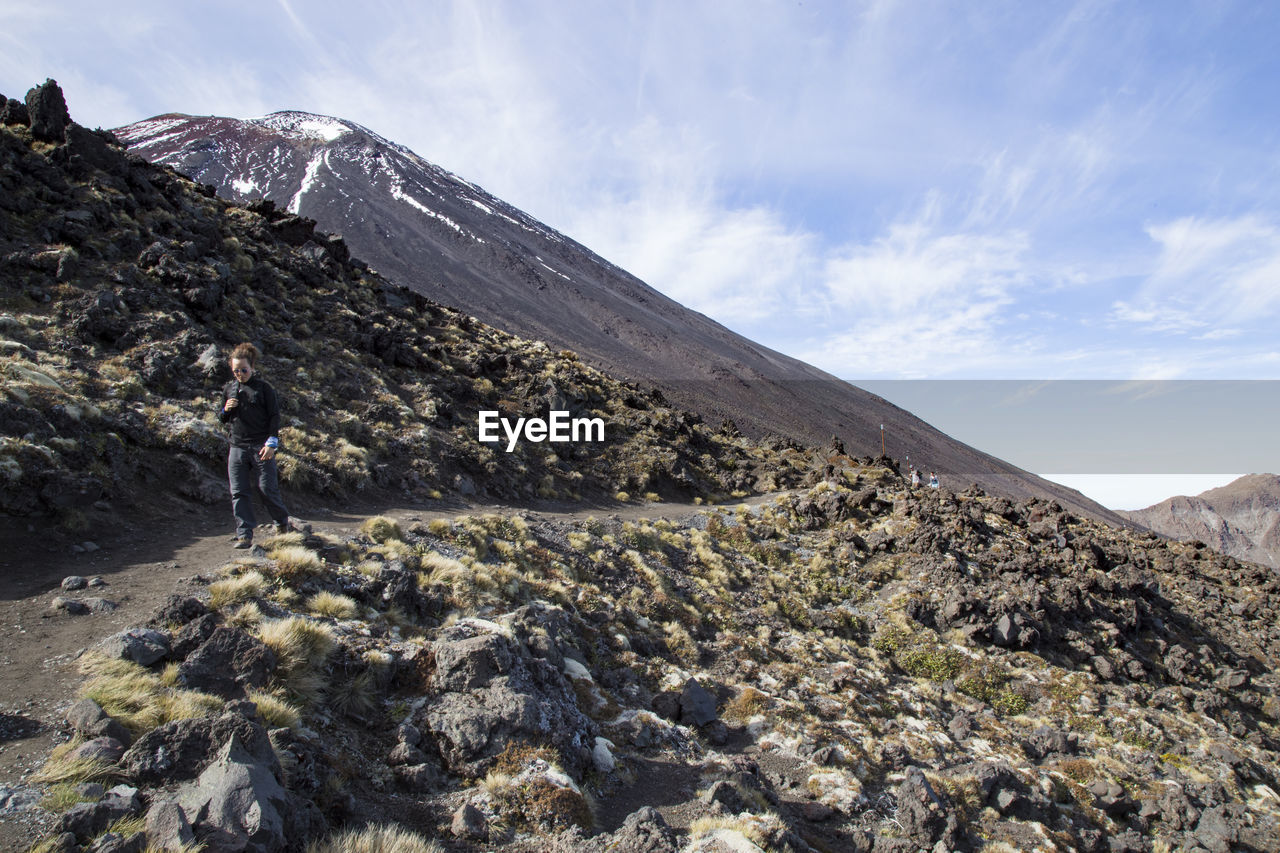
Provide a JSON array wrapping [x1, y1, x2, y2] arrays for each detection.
[[31, 753, 116, 786], [306, 590, 360, 620], [362, 516, 404, 543], [722, 686, 770, 723], [77, 654, 223, 737], [247, 689, 302, 730], [663, 621, 699, 667], [686, 814, 770, 848], [306, 825, 443, 853], [209, 570, 268, 609], [268, 545, 325, 579], [39, 781, 101, 813], [257, 617, 335, 704]]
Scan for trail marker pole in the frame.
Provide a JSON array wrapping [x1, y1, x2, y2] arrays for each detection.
[[880, 424, 885, 457]]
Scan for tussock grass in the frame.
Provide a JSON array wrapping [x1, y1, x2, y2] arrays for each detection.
[[159, 662, 181, 687], [247, 689, 302, 730], [77, 654, 223, 737], [686, 815, 771, 848], [39, 781, 102, 813], [663, 621, 699, 667], [723, 686, 770, 723], [31, 753, 116, 786], [306, 590, 360, 620], [421, 550, 499, 610], [228, 601, 265, 629], [209, 570, 268, 609], [268, 545, 325, 579], [107, 815, 147, 838], [257, 617, 335, 704], [361, 516, 404, 543], [306, 825, 443, 853], [327, 669, 377, 717], [262, 530, 306, 551]]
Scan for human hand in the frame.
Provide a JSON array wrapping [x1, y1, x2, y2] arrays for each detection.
[[224, 397, 239, 412], [259, 445, 276, 461]]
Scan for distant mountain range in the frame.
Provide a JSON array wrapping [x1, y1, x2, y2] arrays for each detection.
[[114, 110, 1121, 521], [1121, 474, 1280, 569]]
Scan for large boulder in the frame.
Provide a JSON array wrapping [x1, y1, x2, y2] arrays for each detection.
[[65, 698, 132, 745], [98, 628, 170, 667], [173, 734, 291, 853], [57, 785, 142, 842], [119, 713, 278, 787], [679, 678, 719, 727], [25, 79, 70, 143], [422, 625, 594, 778], [895, 767, 961, 849], [176, 627, 276, 698]]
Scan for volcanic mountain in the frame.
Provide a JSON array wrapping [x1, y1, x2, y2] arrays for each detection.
[[114, 111, 1121, 522], [1120, 473, 1280, 569]]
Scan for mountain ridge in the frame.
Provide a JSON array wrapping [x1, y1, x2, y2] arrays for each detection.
[[1121, 473, 1280, 569], [114, 109, 1126, 526]]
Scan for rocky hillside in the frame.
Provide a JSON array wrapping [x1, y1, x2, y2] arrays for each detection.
[[112, 110, 1124, 525], [1121, 474, 1280, 570], [1, 80, 816, 531], [10, 458, 1280, 852]]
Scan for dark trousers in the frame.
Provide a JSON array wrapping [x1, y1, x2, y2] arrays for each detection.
[[228, 445, 289, 539]]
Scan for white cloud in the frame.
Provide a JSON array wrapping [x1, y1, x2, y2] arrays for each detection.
[[571, 194, 816, 327], [821, 217, 1028, 314], [1113, 215, 1280, 334]]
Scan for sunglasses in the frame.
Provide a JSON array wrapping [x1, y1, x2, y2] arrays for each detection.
[[231, 367, 251, 375]]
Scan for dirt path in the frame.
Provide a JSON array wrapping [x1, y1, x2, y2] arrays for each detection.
[[0, 490, 788, 848]]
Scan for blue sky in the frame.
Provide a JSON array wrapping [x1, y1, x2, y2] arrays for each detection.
[[3, 1, 1278, 505]]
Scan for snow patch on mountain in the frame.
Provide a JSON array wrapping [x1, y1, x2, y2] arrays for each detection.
[[386, 173, 482, 242], [289, 153, 325, 214], [232, 177, 261, 196], [251, 112, 351, 142]]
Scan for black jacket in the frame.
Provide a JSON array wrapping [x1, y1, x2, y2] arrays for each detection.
[[219, 375, 281, 449]]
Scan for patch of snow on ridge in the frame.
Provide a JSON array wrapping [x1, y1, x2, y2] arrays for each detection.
[[297, 118, 347, 141], [250, 112, 350, 142], [289, 154, 324, 214], [114, 117, 191, 143], [124, 130, 191, 150], [388, 175, 484, 242], [231, 177, 260, 196], [537, 259, 572, 282]]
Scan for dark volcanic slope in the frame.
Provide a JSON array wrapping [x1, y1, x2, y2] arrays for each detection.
[[115, 111, 1121, 522], [1121, 473, 1280, 569]]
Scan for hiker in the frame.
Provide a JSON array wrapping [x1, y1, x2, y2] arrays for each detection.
[[928, 471, 939, 489], [219, 342, 291, 548], [910, 467, 921, 488]]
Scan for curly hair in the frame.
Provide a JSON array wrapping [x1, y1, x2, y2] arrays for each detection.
[[229, 342, 260, 367]]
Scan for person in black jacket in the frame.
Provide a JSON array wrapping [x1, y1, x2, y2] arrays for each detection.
[[219, 342, 291, 548]]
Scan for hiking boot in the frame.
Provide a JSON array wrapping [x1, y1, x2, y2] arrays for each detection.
[[275, 520, 293, 534], [233, 537, 253, 549]]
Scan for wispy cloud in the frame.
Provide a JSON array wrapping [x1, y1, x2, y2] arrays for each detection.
[[5, 0, 1280, 382], [1113, 215, 1280, 334]]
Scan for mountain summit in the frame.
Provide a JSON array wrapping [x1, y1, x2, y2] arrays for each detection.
[[115, 110, 1120, 522]]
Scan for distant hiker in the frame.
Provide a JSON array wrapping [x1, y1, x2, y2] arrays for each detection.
[[910, 468, 920, 488], [929, 472, 939, 489], [219, 343, 291, 548]]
